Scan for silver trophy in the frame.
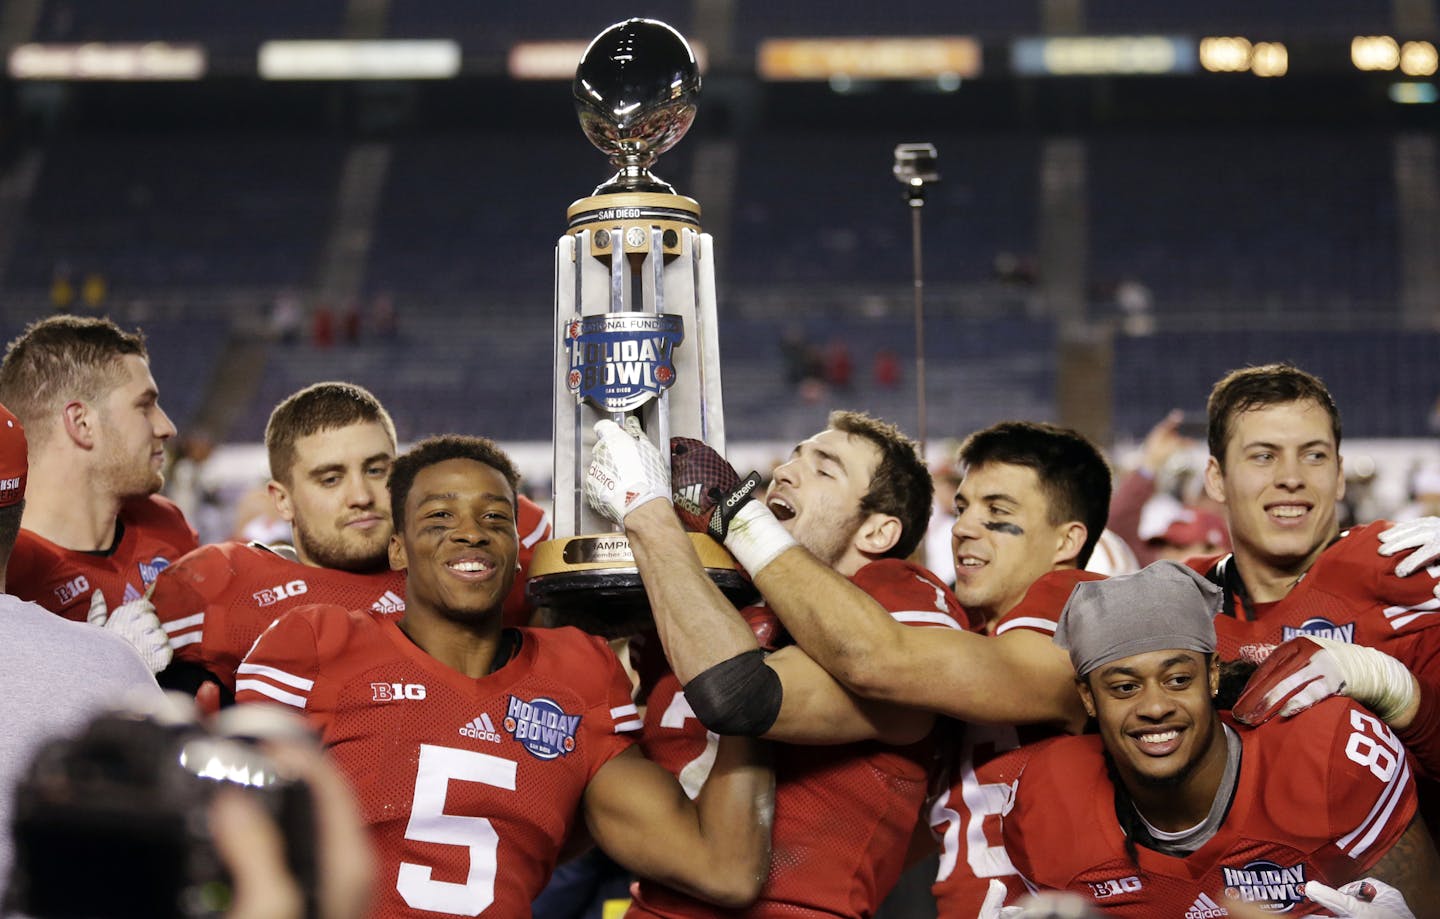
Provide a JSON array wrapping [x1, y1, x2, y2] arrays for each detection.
[[528, 18, 750, 633]]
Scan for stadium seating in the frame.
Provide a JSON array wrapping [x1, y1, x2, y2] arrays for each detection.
[[1088, 131, 1399, 322], [9, 135, 343, 308], [1112, 330, 1440, 440], [34, 0, 347, 43]]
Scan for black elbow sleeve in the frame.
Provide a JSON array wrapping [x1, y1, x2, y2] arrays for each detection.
[[683, 649, 783, 737]]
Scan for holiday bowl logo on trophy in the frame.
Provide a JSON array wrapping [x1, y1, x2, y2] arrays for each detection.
[[527, 18, 751, 634]]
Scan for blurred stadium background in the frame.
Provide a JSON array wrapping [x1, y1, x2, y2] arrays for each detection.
[[0, 0, 1437, 542]]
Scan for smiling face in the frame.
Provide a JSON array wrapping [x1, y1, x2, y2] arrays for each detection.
[[765, 428, 880, 574], [95, 354, 175, 497], [388, 457, 518, 628], [1204, 399, 1344, 582], [950, 461, 1085, 624], [270, 421, 395, 572], [1080, 649, 1225, 802]]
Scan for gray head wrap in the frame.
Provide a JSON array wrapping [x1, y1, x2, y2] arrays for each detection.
[[1054, 560, 1220, 677]]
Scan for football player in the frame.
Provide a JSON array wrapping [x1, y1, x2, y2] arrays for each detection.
[[1191, 364, 1440, 776], [0, 315, 190, 672], [588, 411, 969, 918], [598, 418, 1112, 913], [237, 435, 772, 917], [148, 382, 550, 698], [998, 561, 1440, 917]]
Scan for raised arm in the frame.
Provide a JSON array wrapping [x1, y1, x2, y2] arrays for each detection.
[[747, 546, 1084, 730], [590, 421, 937, 744], [582, 738, 773, 909]]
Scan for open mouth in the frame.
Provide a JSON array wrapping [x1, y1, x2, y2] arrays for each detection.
[[767, 496, 797, 521]]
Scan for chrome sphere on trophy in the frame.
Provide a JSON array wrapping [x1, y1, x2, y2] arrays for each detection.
[[527, 18, 750, 634], [574, 17, 701, 195]]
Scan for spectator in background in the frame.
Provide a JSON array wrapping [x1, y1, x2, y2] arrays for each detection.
[[48, 265, 74, 313], [80, 271, 107, 313], [340, 300, 361, 344], [1109, 409, 1229, 567], [268, 287, 303, 345], [1396, 463, 1440, 523], [369, 290, 398, 340], [166, 429, 226, 545], [311, 303, 335, 348], [873, 348, 901, 389], [823, 338, 853, 391], [0, 316, 191, 673]]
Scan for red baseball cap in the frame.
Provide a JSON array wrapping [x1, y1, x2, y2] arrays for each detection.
[[0, 402, 27, 508], [1161, 508, 1229, 550]]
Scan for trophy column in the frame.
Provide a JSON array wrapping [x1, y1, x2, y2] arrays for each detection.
[[527, 19, 752, 634]]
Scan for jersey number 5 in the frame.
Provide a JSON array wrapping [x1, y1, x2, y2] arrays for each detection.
[[397, 743, 516, 916]]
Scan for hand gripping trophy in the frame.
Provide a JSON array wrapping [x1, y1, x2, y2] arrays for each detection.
[[527, 18, 751, 633]]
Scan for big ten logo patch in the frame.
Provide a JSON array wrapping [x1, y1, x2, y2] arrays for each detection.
[[1088, 876, 1142, 899], [504, 696, 580, 759], [372, 682, 427, 701], [55, 575, 91, 605], [254, 580, 308, 607]]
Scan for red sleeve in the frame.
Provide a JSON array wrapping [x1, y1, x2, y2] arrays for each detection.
[[993, 569, 1105, 636], [233, 604, 332, 714], [566, 629, 639, 781], [152, 545, 231, 665], [1345, 523, 1440, 630], [853, 559, 971, 631], [1315, 701, 1418, 875], [502, 495, 552, 628]]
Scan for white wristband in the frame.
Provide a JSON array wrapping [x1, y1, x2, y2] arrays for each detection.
[[723, 500, 798, 577]]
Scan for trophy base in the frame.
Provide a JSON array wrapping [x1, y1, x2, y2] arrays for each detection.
[[526, 532, 757, 638]]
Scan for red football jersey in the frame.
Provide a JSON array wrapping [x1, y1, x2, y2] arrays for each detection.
[[1003, 700, 1416, 916], [1188, 522, 1440, 663], [151, 541, 408, 690], [932, 568, 1104, 915], [510, 495, 553, 627], [8, 494, 198, 619], [628, 558, 971, 919], [236, 607, 639, 918], [1190, 522, 1440, 776]]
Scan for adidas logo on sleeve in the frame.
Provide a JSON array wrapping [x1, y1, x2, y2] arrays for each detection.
[[460, 712, 504, 744]]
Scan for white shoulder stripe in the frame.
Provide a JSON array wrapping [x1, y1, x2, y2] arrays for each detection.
[[236, 662, 315, 691], [162, 612, 205, 633], [1338, 758, 1411, 858], [610, 704, 639, 719], [995, 616, 1058, 636], [521, 508, 551, 548], [614, 718, 643, 733], [236, 679, 308, 709], [169, 633, 203, 649], [891, 610, 964, 630]]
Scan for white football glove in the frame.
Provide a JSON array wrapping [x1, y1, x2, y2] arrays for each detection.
[[1233, 636, 1418, 728], [1303, 878, 1415, 918], [1378, 517, 1440, 579], [87, 590, 173, 674], [978, 879, 1023, 919], [585, 417, 671, 525]]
